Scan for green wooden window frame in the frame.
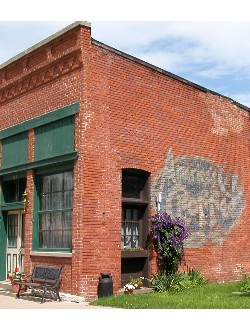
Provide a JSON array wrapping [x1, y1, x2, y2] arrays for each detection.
[[33, 169, 73, 252], [0, 211, 7, 280]]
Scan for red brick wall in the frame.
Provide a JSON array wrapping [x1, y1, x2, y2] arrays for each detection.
[[89, 41, 250, 287], [1, 23, 250, 300]]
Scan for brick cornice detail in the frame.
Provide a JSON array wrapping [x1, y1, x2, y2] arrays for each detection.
[[0, 50, 83, 104]]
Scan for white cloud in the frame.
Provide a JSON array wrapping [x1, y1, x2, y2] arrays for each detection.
[[92, 21, 250, 79], [91, 21, 250, 107], [197, 67, 237, 79], [133, 50, 185, 73]]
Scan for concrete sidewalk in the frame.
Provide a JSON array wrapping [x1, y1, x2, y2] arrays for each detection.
[[0, 290, 114, 309]]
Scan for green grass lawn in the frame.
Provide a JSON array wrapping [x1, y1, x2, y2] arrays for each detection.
[[90, 281, 250, 309]]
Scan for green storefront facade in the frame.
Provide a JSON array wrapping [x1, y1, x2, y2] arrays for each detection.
[[0, 102, 79, 280]]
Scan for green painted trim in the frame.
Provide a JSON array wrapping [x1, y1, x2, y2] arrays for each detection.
[[32, 175, 39, 251], [0, 212, 7, 280], [2, 131, 28, 168], [30, 251, 72, 257], [32, 248, 72, 253], [0, 151, 78, 176], [34, 115, 75, 160], [38, 208, 72, 214], [2, 172, 27, 181], [0, 102, 80, 139], [1, 202, 24, 211], [35, 162, 74, 176], [31, 152, 78, 172]]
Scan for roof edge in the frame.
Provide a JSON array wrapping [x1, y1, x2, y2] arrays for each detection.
[[0, 21, 91, 70], [92, 38, 250, 113]]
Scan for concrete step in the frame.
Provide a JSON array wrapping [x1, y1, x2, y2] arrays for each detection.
[[0, 280, 12, 292], [118, 287, 153, 295]]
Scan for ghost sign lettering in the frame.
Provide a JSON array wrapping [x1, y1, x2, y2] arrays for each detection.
[[152, 149, 245, 247]]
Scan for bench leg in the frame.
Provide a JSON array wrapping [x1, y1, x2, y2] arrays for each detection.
[[40, 286, 47, 304], [38, 287, 61, 303], [56, 290, 61, 302]]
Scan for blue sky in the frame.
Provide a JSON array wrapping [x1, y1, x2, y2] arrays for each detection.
[[1, 19, 250, 108]]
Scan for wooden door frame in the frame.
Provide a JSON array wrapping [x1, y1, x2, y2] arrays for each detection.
[[6, 210, 25, 278]]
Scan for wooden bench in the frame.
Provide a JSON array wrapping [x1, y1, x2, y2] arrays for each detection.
[[15, 265, 63, 304]]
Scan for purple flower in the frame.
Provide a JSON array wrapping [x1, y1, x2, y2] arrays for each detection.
[[150, 212, 189, 273]]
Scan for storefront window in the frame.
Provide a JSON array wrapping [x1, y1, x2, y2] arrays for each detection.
[[38, 171, 73, 249]]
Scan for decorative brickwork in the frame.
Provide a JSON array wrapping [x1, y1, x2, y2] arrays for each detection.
[[0, 51, 82, 104]]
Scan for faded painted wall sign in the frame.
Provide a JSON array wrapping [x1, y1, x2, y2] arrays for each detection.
[[152, 149, 245, 247]]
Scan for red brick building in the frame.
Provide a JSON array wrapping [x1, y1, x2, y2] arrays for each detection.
[[0, 21, 249, 300]]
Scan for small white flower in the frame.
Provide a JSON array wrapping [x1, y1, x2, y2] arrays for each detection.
[[124, 284, 135, 290]]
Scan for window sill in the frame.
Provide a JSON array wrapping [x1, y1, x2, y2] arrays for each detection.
[[30, 251, 72, 258], [121, 250, 148, 258], [1, 202, 24, 211], [122, 198, 148, 205]]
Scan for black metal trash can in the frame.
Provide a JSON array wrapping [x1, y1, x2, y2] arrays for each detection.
[[98, 272, 113, 298]]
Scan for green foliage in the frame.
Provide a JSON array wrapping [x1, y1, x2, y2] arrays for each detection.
[[7, 267, 26, 281], [239, 274, 250, 292], [150, 272, 183, 292], [150, 269, 208, 292], [186, 267, 209, 286], [129, 276, 143, 288], [90, 281, 250, 309]]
